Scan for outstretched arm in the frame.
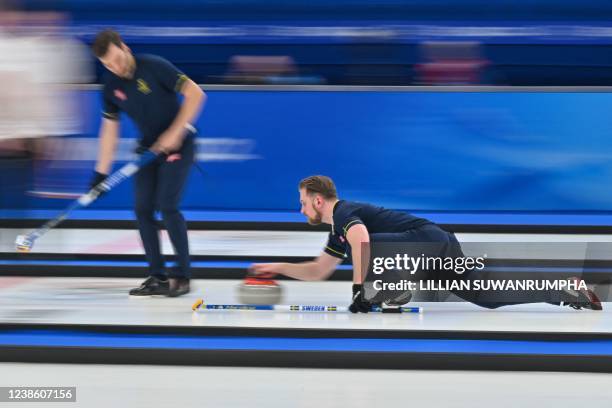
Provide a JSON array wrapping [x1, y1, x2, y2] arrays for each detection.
[[250, 252, 342, 281]]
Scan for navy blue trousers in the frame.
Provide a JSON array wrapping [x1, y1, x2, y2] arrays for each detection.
[[134, 137, 194, 279], [370, 224, 559, 309]]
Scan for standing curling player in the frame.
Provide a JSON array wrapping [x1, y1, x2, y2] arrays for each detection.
[[250, 175, 602, 313], [91, 29, 206, 297]]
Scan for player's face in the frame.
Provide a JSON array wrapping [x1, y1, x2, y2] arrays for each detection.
[[299, 188, 323, 225], [99, 43, 134, 79]]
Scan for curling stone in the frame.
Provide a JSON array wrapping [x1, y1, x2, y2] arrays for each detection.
[[237, 277, 283, 305]]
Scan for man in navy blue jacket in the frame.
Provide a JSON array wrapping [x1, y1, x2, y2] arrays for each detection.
[[250, 175, 602, 313], [90, 29, 206, 297]]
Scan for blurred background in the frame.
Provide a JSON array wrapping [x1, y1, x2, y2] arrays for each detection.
[[0, 3, 611, 402], [2, 0, 612, 215], [11, 0, 612, 86]]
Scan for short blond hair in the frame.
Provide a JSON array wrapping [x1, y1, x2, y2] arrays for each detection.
[[299, 175, 337, 199]]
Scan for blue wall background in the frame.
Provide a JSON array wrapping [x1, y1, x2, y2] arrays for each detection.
[[21, 0, 612, 21], [4, 89, 612, 213]]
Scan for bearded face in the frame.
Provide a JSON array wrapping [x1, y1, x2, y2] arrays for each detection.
[[299, 189, 324, 225]]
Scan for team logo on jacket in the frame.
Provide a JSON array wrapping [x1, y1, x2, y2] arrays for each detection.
[[114, 89, 127, 101], [137, 79, 152, 94]]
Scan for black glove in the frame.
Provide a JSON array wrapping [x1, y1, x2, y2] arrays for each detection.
[[89, 171, 108, 191], [349, 284, 372, 314]]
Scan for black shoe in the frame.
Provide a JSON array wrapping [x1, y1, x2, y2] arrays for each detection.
[[561, 277, 602, 311], [384, 290, 413, 306], [369, 286, 413, 307], [129, 276, 169, 296], [167, 278, 190, 297]]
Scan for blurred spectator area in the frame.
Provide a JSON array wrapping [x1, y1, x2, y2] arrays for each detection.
[[414, 42, 490, 85], [15, 0, 612, 85], [222, 55, 324, 85], [0, 8, 92, 201]]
